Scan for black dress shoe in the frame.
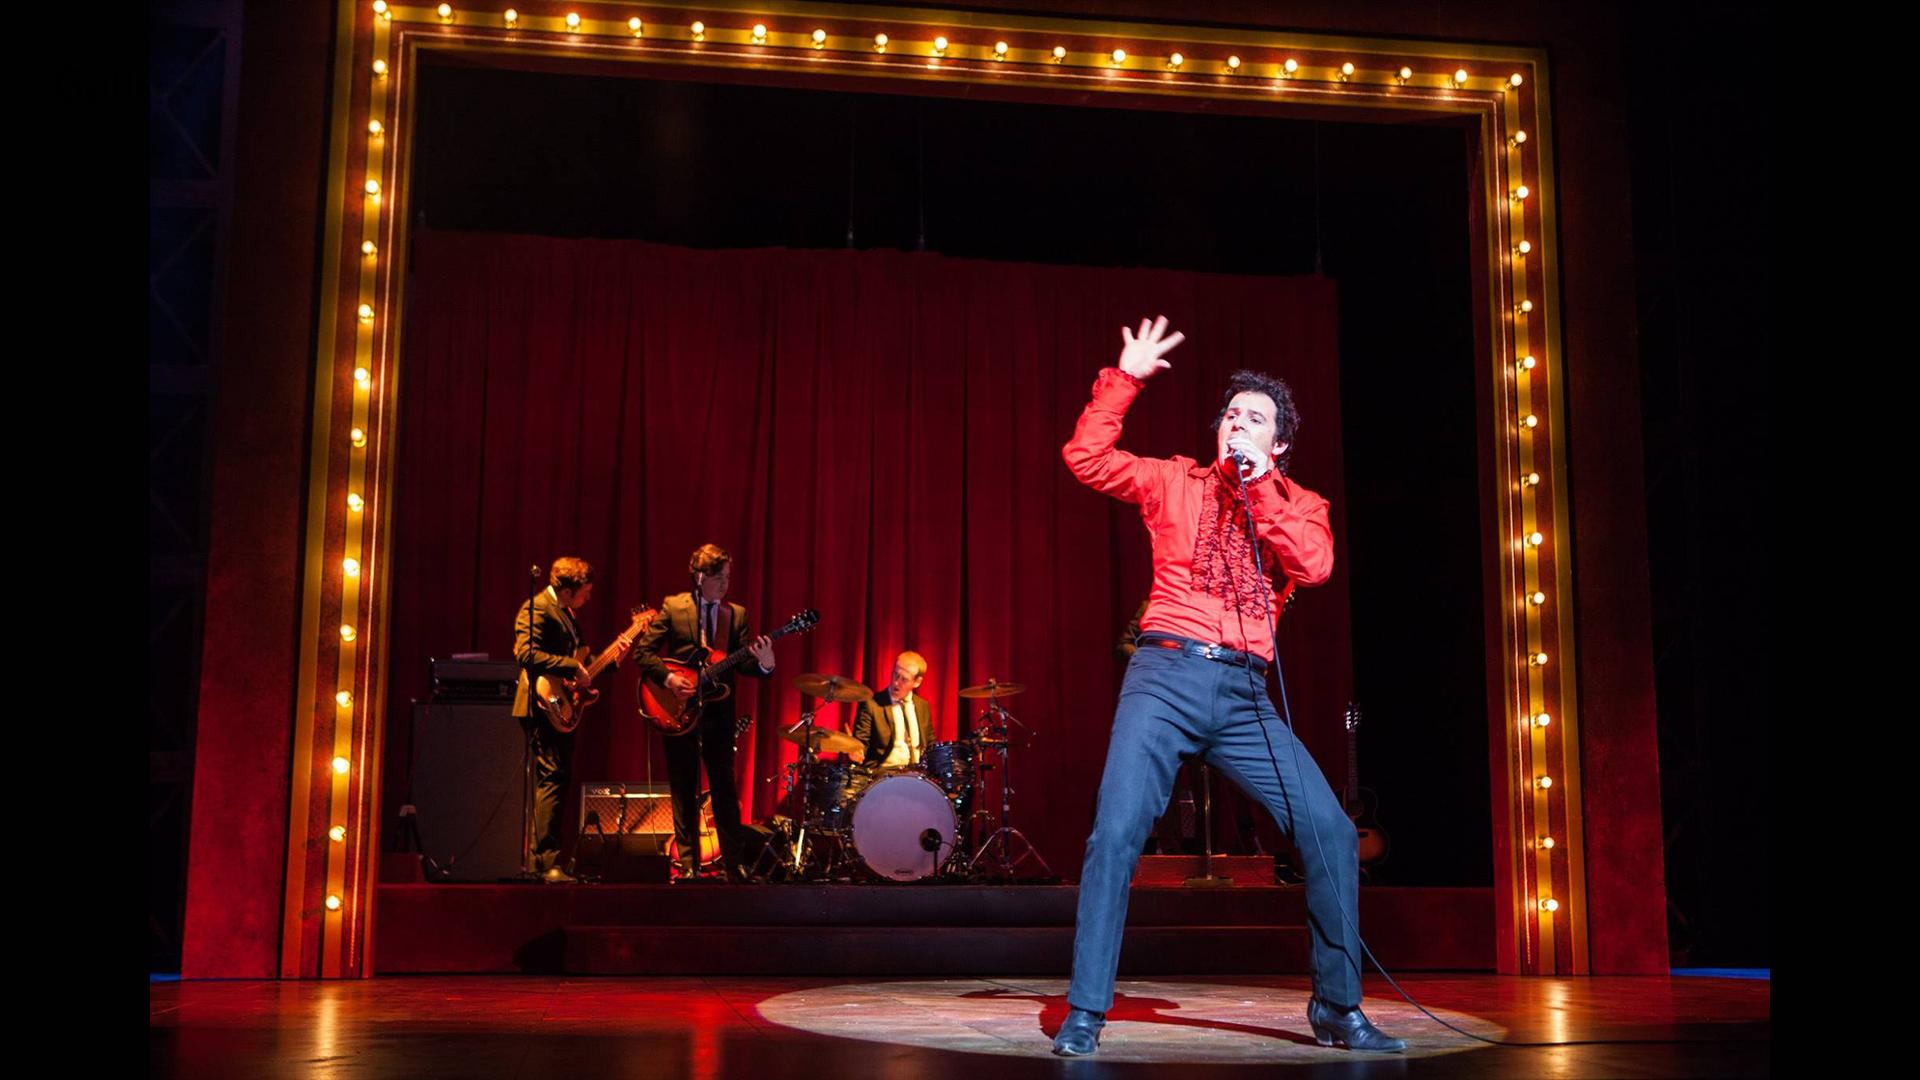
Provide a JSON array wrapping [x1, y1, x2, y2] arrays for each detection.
[[1307, 997, 1407, 1052], [1051, 1007, 1105, 1057]]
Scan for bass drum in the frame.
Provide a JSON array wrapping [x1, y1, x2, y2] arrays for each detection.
[[848, 772, 958, 882]]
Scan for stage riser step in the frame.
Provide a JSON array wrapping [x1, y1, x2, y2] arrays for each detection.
[[374, 884, 1495, 973], [563, 925, 1311, 976], [379, 884, 1308, 927]]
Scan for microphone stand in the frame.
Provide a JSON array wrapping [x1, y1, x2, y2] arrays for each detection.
[[521, 564, 540, 881]]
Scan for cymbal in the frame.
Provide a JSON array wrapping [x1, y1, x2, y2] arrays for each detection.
[[958, 680, 1026, 699], [791, 673, 874, 703], [780, 722, 864, 756]]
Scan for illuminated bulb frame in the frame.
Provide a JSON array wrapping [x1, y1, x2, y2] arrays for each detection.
[[302, 6, 1569, 979]]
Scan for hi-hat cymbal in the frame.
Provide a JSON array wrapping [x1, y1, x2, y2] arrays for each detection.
[[791, 673, 874, 703], [958, 679, 1026, 699], [779, 721, 865, 756]]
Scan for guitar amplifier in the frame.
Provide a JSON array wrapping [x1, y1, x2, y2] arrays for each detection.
[[578, 782, 674, 842], [576, 782, 673, 882], [431, 655, 519, 703]]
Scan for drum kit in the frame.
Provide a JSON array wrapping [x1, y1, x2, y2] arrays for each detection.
[[754, 672, 1056, 884]]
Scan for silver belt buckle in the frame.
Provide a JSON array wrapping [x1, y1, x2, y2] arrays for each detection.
[[1200, 644, 1219, 660]]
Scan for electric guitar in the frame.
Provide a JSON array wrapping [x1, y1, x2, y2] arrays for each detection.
[[637, 608, 819, 735], [531, 605, 658, 734]]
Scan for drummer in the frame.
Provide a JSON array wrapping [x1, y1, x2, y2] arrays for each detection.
[[849, 650, 933, 768]]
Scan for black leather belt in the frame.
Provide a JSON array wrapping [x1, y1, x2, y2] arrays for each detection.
[[1137, 633, 1269, 674]]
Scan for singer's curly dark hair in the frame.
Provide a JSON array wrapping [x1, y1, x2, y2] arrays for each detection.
[[1212, 369, 1301, 472]]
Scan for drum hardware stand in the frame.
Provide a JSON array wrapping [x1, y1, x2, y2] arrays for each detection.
[[786, 701, 824, 876], [965, 696, 1054, 882], [1183, 762, 1234, 888]]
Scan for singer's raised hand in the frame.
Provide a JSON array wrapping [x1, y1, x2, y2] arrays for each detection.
[[1117, 315, 1185, 381]]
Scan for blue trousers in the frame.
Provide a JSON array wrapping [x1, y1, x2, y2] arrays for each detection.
[[1067, 643, 1364, 1012]]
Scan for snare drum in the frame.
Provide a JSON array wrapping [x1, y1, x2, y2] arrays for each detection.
[[847, 772, 958, 881]]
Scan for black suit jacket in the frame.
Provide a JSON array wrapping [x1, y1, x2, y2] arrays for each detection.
[[513, 588, 584, 720], [851, 688, 934, 765]]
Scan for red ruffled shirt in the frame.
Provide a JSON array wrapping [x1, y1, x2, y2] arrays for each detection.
[[1062, 367, 1334, 662]]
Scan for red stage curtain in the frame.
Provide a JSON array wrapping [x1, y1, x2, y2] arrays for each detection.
[[386, 231, 1351, 875]]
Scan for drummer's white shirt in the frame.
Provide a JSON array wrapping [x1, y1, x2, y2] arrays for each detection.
[[882, 694, 921, 768]]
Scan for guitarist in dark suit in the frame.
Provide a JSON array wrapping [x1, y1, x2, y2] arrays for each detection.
[[513, 557, 611, 883], [849, 651, 934, 768], [630, 544, 775, 882]]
